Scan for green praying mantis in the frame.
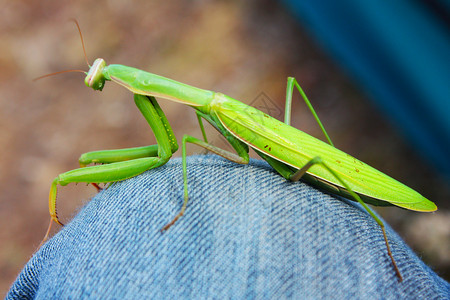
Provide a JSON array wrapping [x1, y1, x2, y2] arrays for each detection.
[[38, 21, 437, 282]]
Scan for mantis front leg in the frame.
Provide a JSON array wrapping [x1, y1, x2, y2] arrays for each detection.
[[78, 96, 178, 167], [42, 95, 177, 242], [79, 145, 161, 191]]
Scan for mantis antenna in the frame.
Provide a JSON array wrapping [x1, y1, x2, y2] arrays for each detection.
[[33, 19, 89, 82], [70, 18, 90, 67]]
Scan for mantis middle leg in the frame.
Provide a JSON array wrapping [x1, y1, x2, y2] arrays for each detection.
[[161, 112, 250, 231]]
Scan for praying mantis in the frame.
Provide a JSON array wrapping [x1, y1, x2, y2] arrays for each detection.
[[39, 21, 437, 282]]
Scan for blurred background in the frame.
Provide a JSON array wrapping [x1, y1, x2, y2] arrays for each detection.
[[0, 0, 448, 294]]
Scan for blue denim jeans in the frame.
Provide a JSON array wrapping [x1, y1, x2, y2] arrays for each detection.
[[7, 156, 449, 299]]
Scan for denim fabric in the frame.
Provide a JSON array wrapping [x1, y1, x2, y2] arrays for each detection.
[[7, 156, 450, 299]]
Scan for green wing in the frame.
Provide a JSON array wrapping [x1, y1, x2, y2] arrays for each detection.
[[212, 94, 437, 212]]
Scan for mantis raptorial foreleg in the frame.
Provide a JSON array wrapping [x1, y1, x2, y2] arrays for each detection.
[[43, 95, 177, 241], [79, 146, 161, 192], [78, 95, 178, 191], [285, 77, 334, 147], [79, 145, 159, 166], [79, 95, 178, 167]]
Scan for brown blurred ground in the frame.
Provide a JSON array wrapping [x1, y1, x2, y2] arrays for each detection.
[[0, 0, 448, 295]]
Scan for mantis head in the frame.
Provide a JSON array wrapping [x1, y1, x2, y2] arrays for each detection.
[[34, 21, 104, 88], [85, 58, 106, 91]]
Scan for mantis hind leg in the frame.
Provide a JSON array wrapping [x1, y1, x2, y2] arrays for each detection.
[[259, 153, 402, 281], [285, 77, 334, 147], [271, 155, 402, 281]]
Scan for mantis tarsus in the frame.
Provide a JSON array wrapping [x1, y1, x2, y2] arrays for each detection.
[[39, 21, 437, 282]]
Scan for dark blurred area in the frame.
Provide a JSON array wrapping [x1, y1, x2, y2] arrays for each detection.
[[0, 0, 448, 295], [282, 0, 450, 180]]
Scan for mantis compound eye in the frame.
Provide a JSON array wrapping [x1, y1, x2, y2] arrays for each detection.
[[85, 58, 106, 91]]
